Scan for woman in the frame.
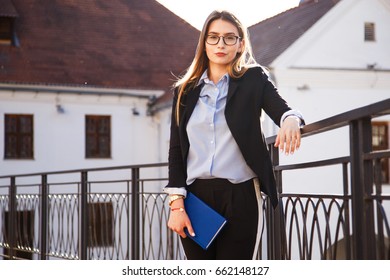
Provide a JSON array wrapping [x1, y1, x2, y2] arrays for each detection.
[[164, 10, 304, 260]]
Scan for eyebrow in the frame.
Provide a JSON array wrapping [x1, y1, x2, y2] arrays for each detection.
[[207, 31, 237, 36]]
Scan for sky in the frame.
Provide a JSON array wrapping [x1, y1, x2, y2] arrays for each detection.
[[156, 0, 301, 29]]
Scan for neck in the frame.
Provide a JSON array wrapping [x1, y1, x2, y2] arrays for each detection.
[[208, 64, 228, 84]]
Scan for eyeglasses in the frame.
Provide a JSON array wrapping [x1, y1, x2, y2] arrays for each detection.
[[206, 35, 241, 46]]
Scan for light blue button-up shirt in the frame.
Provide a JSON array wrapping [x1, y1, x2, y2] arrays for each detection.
[[186, 71, 257, 185]]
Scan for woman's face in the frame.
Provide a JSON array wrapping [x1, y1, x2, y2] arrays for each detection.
[[205, 19, 243, 71]]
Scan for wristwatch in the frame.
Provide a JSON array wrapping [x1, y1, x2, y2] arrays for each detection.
[[168, 194, 184, 206]]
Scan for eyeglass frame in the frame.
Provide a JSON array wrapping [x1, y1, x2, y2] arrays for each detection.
[[205, 34, 242, 46]]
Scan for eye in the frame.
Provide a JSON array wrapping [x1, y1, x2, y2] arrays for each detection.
[[225, 36, 236, 42]]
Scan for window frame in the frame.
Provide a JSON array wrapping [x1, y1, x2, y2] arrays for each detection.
[[85, 115, 111, 159], [364, 22, 376, 42], [4, 114, 34, 159]]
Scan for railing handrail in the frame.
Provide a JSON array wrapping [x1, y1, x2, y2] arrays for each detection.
[[267, 98, 390, 144], [0, 162, 168, 179], [301, 98, 390, 137]]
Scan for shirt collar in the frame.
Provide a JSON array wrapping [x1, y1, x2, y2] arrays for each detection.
[[197, 70, 229, 86]]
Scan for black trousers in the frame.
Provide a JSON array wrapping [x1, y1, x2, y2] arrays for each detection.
[[181, 178, 263, 260]]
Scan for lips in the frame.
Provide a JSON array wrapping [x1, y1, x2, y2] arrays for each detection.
[[215, 52, 226, 57]]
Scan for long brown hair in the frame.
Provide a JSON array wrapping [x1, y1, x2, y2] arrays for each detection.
[[174, 10, 258, 125]]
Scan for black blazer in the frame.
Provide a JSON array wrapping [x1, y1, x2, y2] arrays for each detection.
[[166, 66, 295, 208]]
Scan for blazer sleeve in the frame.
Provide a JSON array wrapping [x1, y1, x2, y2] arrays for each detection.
[[164, 89, 188, 194], [259, 69, 292, 126]]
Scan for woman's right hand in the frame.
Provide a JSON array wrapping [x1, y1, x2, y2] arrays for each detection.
[[167, 200, 195, 238]]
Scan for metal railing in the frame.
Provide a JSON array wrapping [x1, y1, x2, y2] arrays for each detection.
[[0, 164, 181, 260], [0, 98, 389, 260], [266, 98, 390, 260]]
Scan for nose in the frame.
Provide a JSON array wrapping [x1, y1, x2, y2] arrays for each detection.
[[217, 37, 226, 47]]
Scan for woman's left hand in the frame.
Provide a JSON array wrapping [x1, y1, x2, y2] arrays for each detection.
[[274, 116, 302, 155]]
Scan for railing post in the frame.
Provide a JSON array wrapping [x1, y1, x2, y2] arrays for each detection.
[[131, 167, 140, 260], [127, 181, 130, 260], [40, 174, 48, 260], [373, 158, 386, 259], [80, 171, 89, 260], [349, 118, 376, 259], [167, 223, 174, 260], [268, 143, 284, 260], [166, 192, 174, 260], [8, 176, 17, 259], [342, 163, 352, 259]]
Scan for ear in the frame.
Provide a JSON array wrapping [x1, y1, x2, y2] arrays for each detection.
[[238, 39, 244, 54]]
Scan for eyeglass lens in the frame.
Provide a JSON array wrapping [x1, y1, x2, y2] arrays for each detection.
[[206, 35, 239, 45]]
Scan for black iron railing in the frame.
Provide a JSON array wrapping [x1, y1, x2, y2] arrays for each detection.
[[266, 98, 390, 260], [0, 98, 389, 260], [0, 164, 181, 260]]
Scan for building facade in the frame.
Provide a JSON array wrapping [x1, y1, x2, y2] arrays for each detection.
[[0, 0, 199, 178]]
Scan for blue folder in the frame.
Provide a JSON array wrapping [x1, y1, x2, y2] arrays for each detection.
[[184, 192, 227, 250]]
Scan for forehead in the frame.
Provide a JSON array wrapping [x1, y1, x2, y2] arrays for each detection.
[[207, 19, 239, 35]]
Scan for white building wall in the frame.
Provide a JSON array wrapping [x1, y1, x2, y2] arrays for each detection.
[[158, 106, 172, 164], [274, 0, 390, 70], [266, 0, 390, 199], [0, 89, 162, 178]]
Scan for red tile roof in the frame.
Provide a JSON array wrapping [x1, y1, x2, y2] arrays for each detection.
[[249, 0, 339, 66], [0, 0, 18, 17], [0, 0, 199, 91]]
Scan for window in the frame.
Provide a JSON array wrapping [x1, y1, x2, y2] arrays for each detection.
[[4, 114, 34, 159], [364, 22, 375, 42], [372, 122, 389, 184], [0, 17, 12, 45], [0, 16, 18, 46], [0, 0, 19, 46], [88, 202, 114, 247], [85, 115, 111, 158]]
